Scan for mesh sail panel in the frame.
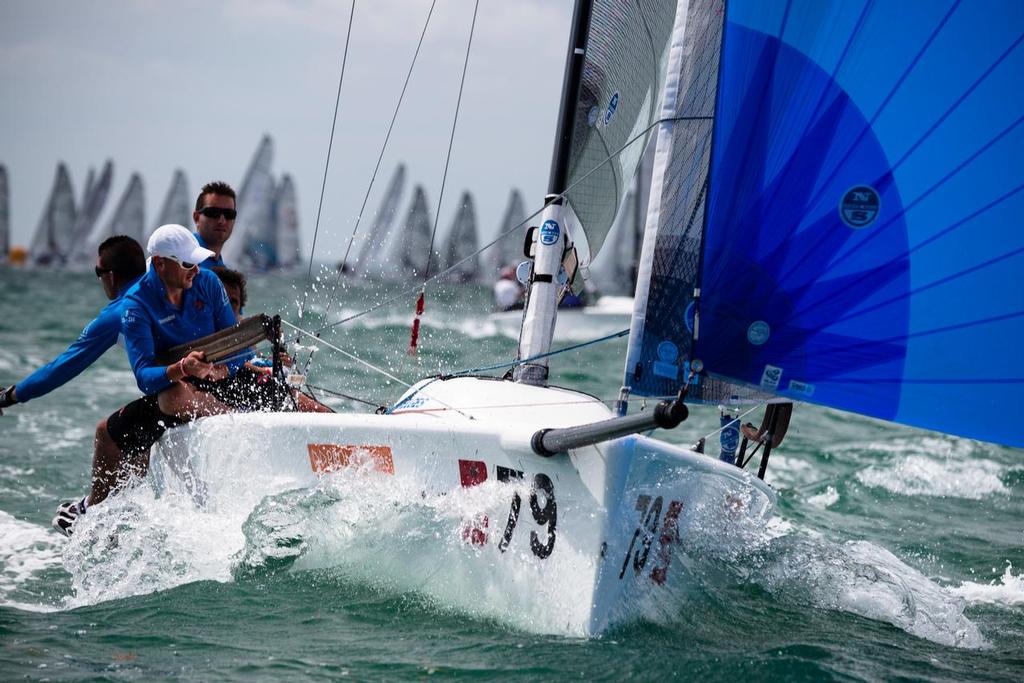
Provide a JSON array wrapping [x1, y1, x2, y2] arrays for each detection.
[[563, 0, 677, 258]]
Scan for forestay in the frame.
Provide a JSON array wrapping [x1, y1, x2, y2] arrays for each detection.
[[630, 0, 1024, 447]]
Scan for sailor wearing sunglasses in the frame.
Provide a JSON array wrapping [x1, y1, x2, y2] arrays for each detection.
[[191, 180, 237, 268], [121, 224, 242, 413]]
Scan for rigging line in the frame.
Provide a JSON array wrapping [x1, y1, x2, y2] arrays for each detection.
[[311, 116, 681, 336], [301, 0, 438, 372], [304, 382, 380, 408], [329, 0, 437, 280], [423, 0, 479, 282], [282, 320, 412, 387], [299, 0, 356, 320], [449, 328, 629, 377]]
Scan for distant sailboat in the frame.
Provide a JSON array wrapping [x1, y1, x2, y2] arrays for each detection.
[[229, 135, 276, 270], [353, 164, 406, 275], [274, 174, 301, 270], [0, 165, 9, 259], [381, 184, 436, 280], [154, 169, 192, 231], [485, 188, 526, 276], [99, 173, 147, 247], [440, 191, 479, 283], [67, 160, 114, 265], [29, 163, 77, 265]]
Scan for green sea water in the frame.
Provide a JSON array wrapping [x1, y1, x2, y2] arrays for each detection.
[[1, 266, 1023, 681]]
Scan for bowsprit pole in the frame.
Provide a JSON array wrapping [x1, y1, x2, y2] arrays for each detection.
[[408, 287, 426, 356]]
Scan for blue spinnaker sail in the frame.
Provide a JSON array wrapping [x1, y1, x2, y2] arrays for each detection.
[[688, 1, 1024, 446]]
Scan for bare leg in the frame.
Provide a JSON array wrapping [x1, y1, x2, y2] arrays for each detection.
[[157, 381, 233, 419], [89, 419, 124, 506]]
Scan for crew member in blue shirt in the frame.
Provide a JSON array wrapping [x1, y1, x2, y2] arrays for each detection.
[[0, 236, 144, 411], [191, 180, 236, 269]]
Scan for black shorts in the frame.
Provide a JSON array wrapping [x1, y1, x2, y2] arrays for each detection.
[[106, 395, 185, 456], [187, 366, 294, 412]]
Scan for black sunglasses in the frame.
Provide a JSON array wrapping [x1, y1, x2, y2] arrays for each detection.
[[95, 266, 115, 277], [198, 206, 237, 220]]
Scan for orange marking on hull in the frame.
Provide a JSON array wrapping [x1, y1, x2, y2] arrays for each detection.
[[307, 444, 395, 476]]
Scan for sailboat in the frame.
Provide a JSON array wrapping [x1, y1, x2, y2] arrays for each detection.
[[229, 135, 276, 270], [439, 191, 479, 283], [149, 0, 1022, 637], [274, 174, 302, 270], [378, 184, 437, 280], [28, 162, 77, 265], [154, 169, 192, 231], [351, 164, 406, 276], [66, 160, 114, 267]]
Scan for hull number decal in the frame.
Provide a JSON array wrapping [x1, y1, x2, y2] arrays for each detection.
[[308, 444, 395, 476], [458, 461, 558, 559], [619, 495, 683, 584]]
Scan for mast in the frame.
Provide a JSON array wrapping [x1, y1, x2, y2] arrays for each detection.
[[514, 0, 594, 385]]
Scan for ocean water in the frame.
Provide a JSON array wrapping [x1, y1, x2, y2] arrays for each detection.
[[1, 266, 1022, 681]]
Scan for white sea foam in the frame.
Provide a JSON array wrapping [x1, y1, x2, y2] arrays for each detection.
[[758, 533, 987, 649], [856, 454, 1007, 499], [807, 485, 839, 508], [0, 510, 63, 612], [950, 563, 1024, 608]]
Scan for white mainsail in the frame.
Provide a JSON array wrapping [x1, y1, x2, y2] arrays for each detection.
[[274, 174, 301, 269], [380, 184, 436, 280], [101, 173, 147, 247], [29, 163, 77, 265], [227, 135, 275, 269], [485, 188, 526, 276], [354, 164, 406, 275], [154, 169, 192, 231], [440, 191, 479, 283], [67, 160, 114, 265]]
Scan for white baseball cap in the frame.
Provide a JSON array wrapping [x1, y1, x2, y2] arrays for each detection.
[[147, 224, 215, 265]]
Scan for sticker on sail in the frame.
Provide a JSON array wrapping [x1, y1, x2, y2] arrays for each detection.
[[747, 320, 770, 345], [760, 364, 783, 391], [788, 380, 815, 397], [653, 341, 679, 380], [539, 220, 560, 246], [839, 185, 880, 228], [604, 92, 620, 126], [587, 106, 600, 127], [683, 301, 696, 333]]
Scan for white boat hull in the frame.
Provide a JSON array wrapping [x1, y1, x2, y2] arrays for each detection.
[[152, 376, 774, 635]]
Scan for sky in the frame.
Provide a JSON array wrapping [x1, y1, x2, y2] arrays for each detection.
[[0, 0, 573, 264]]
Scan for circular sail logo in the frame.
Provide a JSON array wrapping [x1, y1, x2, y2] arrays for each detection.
[[747, 320, 771, 346], [839, 185, 881, 228], [539, 220, 560, 246]]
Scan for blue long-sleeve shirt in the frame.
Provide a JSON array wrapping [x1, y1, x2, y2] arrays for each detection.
[[121, 268, 239, 395], [15, 277, 142, 403]]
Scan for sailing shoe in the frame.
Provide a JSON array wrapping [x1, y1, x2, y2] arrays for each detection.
[[52, 497, 87, 537]]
